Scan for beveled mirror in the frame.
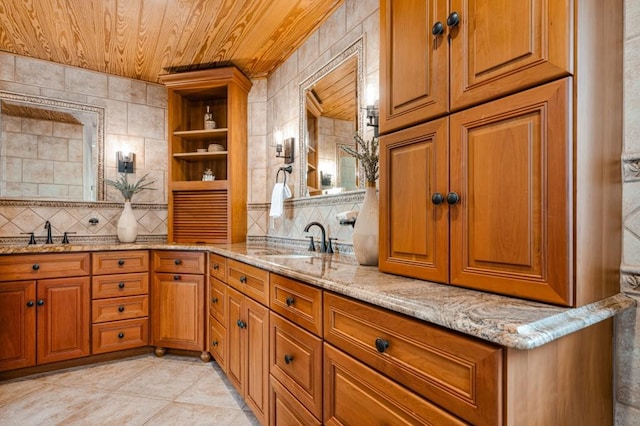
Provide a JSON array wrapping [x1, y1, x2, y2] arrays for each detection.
[[298, 37, 364, 197], [0, 91, 104, 201]]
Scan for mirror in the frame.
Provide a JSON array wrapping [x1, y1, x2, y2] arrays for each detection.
[[0, 92, 104, 201], [298, 37, 364, 197]]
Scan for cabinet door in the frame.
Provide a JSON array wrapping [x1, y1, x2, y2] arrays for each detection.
[[380, 0, 449, 134], [226, 286, 245, 395], [37, 277, 90, 364], [449, 0, 571, 111], [152, 273, 205, 350], [450, 78, 571, 305], [0, 281, 36, 371], [244, 297, 269, 425], [379, 117, 449, 283]]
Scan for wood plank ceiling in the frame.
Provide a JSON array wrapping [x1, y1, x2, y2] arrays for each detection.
[[0, 0, 343, 83]]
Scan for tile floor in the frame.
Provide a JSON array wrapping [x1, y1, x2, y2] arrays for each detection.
[[0, 354, 259, 425]]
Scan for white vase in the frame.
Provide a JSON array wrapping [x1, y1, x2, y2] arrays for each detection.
[[117, 200, 138, 243], [353, 182, 379, 266]]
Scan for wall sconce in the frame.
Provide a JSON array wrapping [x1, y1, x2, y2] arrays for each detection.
[[365, 84, 379, 137], [117, 151, 135, 173], [275, 137, 295, 164]]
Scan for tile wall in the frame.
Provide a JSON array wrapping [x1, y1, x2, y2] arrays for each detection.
[[0, 52, 168, 244]]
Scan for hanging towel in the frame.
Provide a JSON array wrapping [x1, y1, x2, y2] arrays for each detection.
[[269, 183, 292, 218]]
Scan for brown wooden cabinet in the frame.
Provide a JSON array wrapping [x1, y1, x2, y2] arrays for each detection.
[[379, 0, 623, 308], [226, 285, 269, 425], [208, 253, 228, 372], [159, 67, 251, 243], [151, 251, 207, 360], [0, 253, 90, 372], [380, 0, 571, 134]]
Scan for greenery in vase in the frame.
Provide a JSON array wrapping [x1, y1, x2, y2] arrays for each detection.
[[105, 173, 156, 202], [341, 133, 379, 183]]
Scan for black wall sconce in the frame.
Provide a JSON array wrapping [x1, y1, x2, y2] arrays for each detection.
[[276, 137, 295, 164], [117, 151, 135, 173], [366, 105, 379, 137]]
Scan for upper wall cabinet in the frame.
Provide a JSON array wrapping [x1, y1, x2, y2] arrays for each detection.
[[379, 0, 571, 134], [160, 68, 252, 244]]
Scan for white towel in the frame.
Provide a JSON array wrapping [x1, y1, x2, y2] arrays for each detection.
[[269, 183, 292, 218]]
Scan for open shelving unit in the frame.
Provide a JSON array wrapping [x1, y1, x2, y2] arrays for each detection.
[[159, 67, 252, 243]]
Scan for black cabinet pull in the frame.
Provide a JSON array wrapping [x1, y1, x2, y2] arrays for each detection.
[[375, 338, 390, 353], [213, 264, 219, 270], [212, 340, 218, 347], [284, 354, 294, 364], [26, 300, 35, 307], [212, 297, 218, 304], [173, 275, 180, 281], [446, 192, 460, 205], [431, 21, 444, 36], [239, 276, 247, 284], [447, 11, 460, 27], [118, 332, 124, 338], [285, 297, 295, 307], [32, 264, 40, 270], [118, 306, 125, 312], [431, 193, 444, 205], [37, 299, 45, 306], [237, 319, 246, 329], [118, 282, 125, 289], [118, 259, 125, 266], [174, 259, 182, 265]]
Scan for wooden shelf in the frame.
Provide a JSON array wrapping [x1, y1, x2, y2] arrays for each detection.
[[173, 151, 228, 161], [173, 128, 228, 140], [171, 180, 229, 191]]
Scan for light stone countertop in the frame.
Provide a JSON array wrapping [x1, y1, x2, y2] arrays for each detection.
[[0, 241, 635, 350]]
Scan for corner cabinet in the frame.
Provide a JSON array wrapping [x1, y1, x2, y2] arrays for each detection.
[[379, 0, 623, 307], [159, 67, 252, 244]]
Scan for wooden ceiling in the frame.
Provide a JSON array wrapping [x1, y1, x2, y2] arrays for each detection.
[[309, 56, 357, 122], [0, 0, 343, 83]]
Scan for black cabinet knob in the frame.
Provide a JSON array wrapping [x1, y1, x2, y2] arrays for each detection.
[[118, 259, 125, 266], [432, 193, 444, 205], [447, 11, 460, 27], [174, 259, 182, 265], [173, 275, 180, 281], [284, 354, 294, 364], [213, 264, 219, 270], [236, 319, 246, 329], [239, 276, 247, 284], [212, 297, 218, 304], [32, 264, 40, 270], [446, 192, 460, 205], [118, 306, 125, 313], [26, 300, 35, 307], [375, 338, 390, 353], [285, 297, 295, 307], [431, 21, 444, 36], [118, 282, 125, 289], [118, 332, 124, 339], [212, 340, 218, 347], [37, 299, 45, 306]]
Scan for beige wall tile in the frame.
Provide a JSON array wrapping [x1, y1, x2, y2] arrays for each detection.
[[15, 56, 64, 90], [65, 67, 108, 98], [0, 52, 15, 81]]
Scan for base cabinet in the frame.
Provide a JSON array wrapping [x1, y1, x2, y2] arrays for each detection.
[[0, 281, 36, 371]]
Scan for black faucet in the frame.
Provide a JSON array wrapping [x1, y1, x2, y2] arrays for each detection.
[[304, 222, 330, 253], [44, 221, 53, 244]]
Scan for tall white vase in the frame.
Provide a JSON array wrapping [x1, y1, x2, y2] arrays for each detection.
[[117, 200, 138, 243], [352, 182, 379, 266]]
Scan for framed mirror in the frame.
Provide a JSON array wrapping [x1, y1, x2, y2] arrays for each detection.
[[298, 37, 364, 197], [0, 91, 104, 201]]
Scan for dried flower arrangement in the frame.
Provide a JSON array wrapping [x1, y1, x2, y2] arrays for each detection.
[[341, 133, 379, 183], [105, 173, 155, 202]]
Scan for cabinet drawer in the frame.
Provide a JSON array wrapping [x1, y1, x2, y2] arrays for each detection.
[[92, 251, 149, 275], [0, 253, 90, 281], [152, 250, 205, 274], [270, 312, 323, 419], [209, 277, 226, 324], [270, 274, 322, 336], [324, 293, 502, 426], [92, 273, 149, 299], [324, 343, 467, 426], [270, 376, 321, 426], [92, 295, 149, 323], [209, 315, 226, 372], [92, 318, 149, 354], [227, 259, 269, 306], [209, 253, 227, 282]]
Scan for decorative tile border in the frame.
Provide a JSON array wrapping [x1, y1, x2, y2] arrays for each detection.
[[0, 234, 166, 246], [622, 271, 640, 296], [623, 153, 640, 182], [0, 199, 168, 210]]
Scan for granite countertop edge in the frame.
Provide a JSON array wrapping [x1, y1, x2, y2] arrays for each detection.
[[0, 242, 635, 350]]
